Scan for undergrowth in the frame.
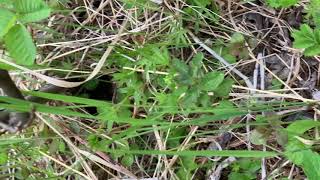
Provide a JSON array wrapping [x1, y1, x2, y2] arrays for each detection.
[[1, 0, 320, 179]]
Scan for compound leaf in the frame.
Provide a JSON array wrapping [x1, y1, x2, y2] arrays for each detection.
[[4, 24, 36, 65], [0, 8, 16, 38]]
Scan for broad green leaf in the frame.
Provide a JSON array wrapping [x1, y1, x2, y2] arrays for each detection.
[[0, 8, 16, 38], [286, 120, 320, 135], [13, 0, 47, 13], [284, 120, 320, 180], [18, 7, 51, 23], [4, 24, 36, 65], [200, 71, 224, 91], [285, 141, 320, 180]]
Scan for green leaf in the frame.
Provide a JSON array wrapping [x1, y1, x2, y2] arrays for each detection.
[[0, 8, 16, 38], [230, 32, 245, 44], [181, 87, 201, 108], [266, 0, 298, 8], [13, 0, 51, 23], [0, 151, 8, 164], [103, 148, 278, 158], [172, 59, 193, 86], [304, 45, 320, 56], [167, 127, 187, 148], [292, 24, 316, 49], [18, 7, 51, 23], [200, 71, 224, 91], [13, 0, 47, 13], [284, 120, 320, 180], [285, 142, 320, 180], [286, 120, 320, 135], [190, 52, 203, 78], [187, 0, 211, 7], [4, 24, 36, 65], [213, 78, 234, 97], [121, 154, 134, 167]]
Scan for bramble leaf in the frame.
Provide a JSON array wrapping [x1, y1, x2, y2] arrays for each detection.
[[200, 71, 224, 91], [13, 0, 51, 23], [214, 78, 234, 97], [13, 0, 46, 13], [18, 7, 51, 23], [190, 52, 203, 78], [4, 24, 36, 65], [0, 8, 16, 38]]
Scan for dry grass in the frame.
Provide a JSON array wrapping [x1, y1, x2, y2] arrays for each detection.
[[1, 0, 320, 179]]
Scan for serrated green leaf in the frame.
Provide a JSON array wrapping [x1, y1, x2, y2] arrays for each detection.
[[172, 58, 192, 85], [292, 25, 316, 49], [214, 78, 234, 97], [18, 7, 51, 23], [4, 24, 36, 65], [292, 24, 320, 56], [200, 71, 224, 91], [0, 8, 16, 38], [182, 87, 201, 106], [190, 52, 203, 77], [304, 45, 320, 56]]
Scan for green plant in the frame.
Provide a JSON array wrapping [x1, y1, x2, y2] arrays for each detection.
[[292, 24, 320, 56], [265, 0, 298, 8], [284, 120, 320, 180], [228, 158, 261, 180], [161, 52, 233, 111], [305, 0, 320, 27], [0, 0, 51, 66]]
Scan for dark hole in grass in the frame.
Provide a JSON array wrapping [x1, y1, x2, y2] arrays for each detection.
[[74, 75, 115, 115]]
